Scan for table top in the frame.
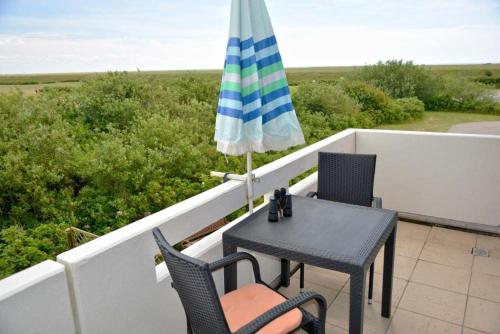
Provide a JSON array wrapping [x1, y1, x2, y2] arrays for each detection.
[[223, 195, 397, 271]]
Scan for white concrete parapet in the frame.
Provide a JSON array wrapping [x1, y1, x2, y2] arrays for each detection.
[[356, 129, 500, 227], [0, 260, 76, 334]]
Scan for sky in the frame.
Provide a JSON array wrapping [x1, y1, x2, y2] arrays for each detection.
[[0, 0, 499, 74]]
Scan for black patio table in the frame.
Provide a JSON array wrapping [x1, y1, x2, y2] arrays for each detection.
[[222, 195, 397, 334]]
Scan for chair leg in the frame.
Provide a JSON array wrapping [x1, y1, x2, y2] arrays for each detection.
[[186, 312, 193, 334], [300, 262, 305, 292], [306, 320, 325, 334], [368, 263, 374, 304]]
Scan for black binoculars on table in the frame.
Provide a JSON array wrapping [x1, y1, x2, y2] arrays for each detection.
[[268, 188, 292, 222]]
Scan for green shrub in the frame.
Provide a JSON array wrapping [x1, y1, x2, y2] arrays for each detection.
[[291, 82, 379, 135], [353, 60, 435, 101], [70, 73, 149, 131], [339, 81, 425, 124], [354, 60, 500, 112], [391, 97, 424, 119], [293, 82, 360, 115], [0, 76, 218, 232], [329, 112, 375, 130], [292, 82, 378, 138], [366, 97, 424, 124], [340, 81, 390, 112], [474, 76, 500, 88], [426, 76, 498, 113], [393, 97, 425, 119], [297, 110, 332, 142], [0, 224, 67, 279], [169, 77, 219, 104]]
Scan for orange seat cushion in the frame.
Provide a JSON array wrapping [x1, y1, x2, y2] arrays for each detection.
[[220, 283, 302, 334]]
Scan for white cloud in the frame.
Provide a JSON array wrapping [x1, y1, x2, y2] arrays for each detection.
[[0, 33, 228, 74], [0, 0, 499, 73], [275, 25, 500, 67], [1, 23, 498, 74]]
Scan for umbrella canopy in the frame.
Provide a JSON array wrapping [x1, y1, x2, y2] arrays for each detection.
[[214, 0, 305, 156]]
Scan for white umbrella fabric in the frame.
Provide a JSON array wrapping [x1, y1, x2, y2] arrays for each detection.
[[214, 0, 305, 213]]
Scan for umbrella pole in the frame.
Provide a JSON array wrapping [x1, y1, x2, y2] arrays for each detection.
[[246, 151, 254, 214]]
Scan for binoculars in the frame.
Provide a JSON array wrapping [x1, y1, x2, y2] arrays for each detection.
[[268, 188, 292, 222]]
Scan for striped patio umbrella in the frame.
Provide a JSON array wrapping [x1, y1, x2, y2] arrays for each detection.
[[214, 0, 305, 212]]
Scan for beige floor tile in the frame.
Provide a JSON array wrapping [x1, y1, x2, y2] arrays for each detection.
[[427, 227, 477, 251], [387, 309, 461, 334], [410, 260, 470, 294], [464, 297, 500, 334], [279, 277, 339, 315], [326, 293, 393, 334], [396, 221, 431, 242], [420, 243, 474, 269], [399, 282, 467, 325], [294, 322, 348, 334], [342, 273, 408, 306], [462, 328, 486, 334], [374, 252, 417, 280], [476, 234, 500, 258], [303, 265, 350, 291], [325, 323, 349, 334], [396, 238, 426, 259], [469, 271, 500, 303], [472, 256, 500, 277]]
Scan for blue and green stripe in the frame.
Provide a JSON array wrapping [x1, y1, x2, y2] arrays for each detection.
[[218, 34, 294, 124]]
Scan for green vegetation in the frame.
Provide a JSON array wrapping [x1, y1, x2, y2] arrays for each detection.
[[377, 112, 500, 132], [1, 61, 499, 279], [1, 62, 499, 93], [0, 82, 81, 96], [353, 60, 499, 114], [0, 224, 67, 275]]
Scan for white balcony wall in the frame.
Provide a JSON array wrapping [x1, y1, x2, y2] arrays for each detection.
[[0, 260, 76, 334], [56, 130, 355, 334], [356, 130, 500, 227]]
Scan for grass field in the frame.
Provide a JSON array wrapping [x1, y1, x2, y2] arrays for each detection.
[[376, 111, 500, 132], [1, 63, 499, 95], [0, 81, 81, 96]]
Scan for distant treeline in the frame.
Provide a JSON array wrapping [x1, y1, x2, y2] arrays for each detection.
[[1, 62, 499, 86]]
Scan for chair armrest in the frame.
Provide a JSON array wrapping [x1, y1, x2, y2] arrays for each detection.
[[208, 252, 261, 283], [235, 291, 326, 334], [306, 191, 318, 198], [373, 197, 382, 209]]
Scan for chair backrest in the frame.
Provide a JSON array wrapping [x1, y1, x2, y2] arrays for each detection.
[[317, 152, 376, 207], [152, 228, 230, 334]]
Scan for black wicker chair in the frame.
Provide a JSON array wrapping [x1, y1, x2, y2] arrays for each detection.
[[153, 228, 327, 334], [297, 152, 381, 304]]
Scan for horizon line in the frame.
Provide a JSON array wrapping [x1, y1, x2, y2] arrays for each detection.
[[1, 61, 499, 77]]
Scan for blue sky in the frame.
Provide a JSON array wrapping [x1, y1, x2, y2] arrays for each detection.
[[0, 0, 499, 74]]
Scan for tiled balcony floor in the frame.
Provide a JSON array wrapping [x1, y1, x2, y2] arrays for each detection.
[[280, 221, 500, 334]]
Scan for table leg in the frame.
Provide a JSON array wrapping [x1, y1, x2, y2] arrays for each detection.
[[223, 242, 237, 294], [382, 225, 396, 317], [280, 258, 290, 287], [349, 268, 367, 334]]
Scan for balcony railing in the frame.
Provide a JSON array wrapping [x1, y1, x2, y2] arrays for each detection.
[[1, 129, 499, 334]]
